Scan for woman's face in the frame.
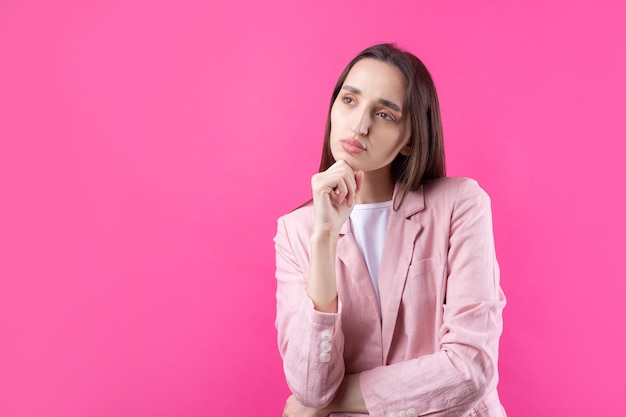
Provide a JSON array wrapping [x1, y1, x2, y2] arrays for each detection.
[[330, 58, 412, 174]]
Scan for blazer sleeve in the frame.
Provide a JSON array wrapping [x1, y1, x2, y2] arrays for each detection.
[[360, 179, 506, 417], [274, 215, 346, 408]]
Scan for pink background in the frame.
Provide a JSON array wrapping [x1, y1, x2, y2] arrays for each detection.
[[1, 1, 625, 415]]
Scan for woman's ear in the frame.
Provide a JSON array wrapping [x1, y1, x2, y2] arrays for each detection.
[[399, 141, 412, 156]]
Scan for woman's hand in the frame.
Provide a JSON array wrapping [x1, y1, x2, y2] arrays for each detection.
[[311, 159, 363, 234], [282, 375, 368, 417], [282, 395, 330, 417]]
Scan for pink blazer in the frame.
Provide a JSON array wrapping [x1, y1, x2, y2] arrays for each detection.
[[275, 177, 507, 417]]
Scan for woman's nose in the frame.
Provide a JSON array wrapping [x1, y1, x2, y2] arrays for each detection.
[[351, 111, 370, 136]]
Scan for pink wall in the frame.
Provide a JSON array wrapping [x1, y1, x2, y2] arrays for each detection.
[[1, 1, 624, 415]]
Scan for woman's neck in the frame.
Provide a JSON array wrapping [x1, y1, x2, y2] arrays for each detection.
[[355, 169, 395, 204]]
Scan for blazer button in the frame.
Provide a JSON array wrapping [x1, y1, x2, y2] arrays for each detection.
[[319, 352, 331, 363], [407, 409, 418, 417], [321, 330, 332, 341], [320, 341, 331, 353]]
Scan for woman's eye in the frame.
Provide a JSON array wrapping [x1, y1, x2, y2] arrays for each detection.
[[342, 96, 355, 105], [378, 112, 395, 121]]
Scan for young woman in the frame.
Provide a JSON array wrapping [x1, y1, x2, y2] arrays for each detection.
[[275, 44, 506, 417]]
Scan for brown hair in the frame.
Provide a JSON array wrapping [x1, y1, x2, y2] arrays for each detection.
[[319, 43, 446, 210]]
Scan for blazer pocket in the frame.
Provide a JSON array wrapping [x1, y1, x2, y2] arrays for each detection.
[[407, 252, 444, 277], [403, 253, 446, 321]]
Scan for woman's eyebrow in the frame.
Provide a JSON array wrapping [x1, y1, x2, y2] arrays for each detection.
[[342, 85, 403, 114]]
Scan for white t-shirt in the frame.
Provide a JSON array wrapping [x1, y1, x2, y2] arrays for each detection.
[[349, 200, 392, 304]]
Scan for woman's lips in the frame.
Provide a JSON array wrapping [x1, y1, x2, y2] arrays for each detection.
[[340, 138, 366, 154]]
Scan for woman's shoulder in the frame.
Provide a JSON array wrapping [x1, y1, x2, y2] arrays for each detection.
[[419, 177, 492, 210], [423, 176, 488, 193], [275, 202, 316, 238]]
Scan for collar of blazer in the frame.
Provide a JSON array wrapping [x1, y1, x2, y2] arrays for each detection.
[[336, 183, 426, 363], [338, 182, 426, 236]]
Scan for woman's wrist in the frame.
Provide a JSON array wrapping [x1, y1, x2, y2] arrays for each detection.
[[311, 224, 342, 240]]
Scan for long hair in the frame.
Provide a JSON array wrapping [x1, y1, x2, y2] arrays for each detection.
[[319, 43, 446, 210]]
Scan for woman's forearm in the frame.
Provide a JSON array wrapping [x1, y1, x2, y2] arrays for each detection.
[[325, 374, 368, 414], [306, 230, 340, 313]]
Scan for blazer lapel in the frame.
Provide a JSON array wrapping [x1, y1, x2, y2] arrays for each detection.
[[336, 220, 381, 318], [378, 185, 425, 364]]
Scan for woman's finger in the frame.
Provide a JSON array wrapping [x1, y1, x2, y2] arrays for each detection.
[[332, 176, 349, 205], [354, 170, 364, 193], [335, 165, 357, 207]]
